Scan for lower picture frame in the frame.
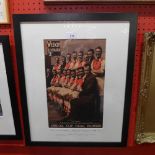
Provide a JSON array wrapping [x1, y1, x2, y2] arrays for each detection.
[[0, 36, 22, 140], [13, 13, 137, 146]]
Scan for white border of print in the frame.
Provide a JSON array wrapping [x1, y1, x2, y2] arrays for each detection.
[[20, 21, 129, 142], [0, 44, 15, 135]]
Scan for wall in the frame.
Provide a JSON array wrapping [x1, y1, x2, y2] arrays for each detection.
[[0, 0, 155, 154]]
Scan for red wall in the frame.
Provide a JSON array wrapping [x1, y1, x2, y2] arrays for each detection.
[[0, 0, 155, 154]]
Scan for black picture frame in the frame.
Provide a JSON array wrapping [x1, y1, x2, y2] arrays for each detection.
[[0, 36, 22, 140], [13, 13, 137, 146]]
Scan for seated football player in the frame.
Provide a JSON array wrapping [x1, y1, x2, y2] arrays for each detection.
[[63, 69, 76, 114], [63, 69, 71, 88], [47, 69, 57, 102], [69, 64, 99, 122], [67, 69, 76, 88], [53, 56, 61, 71], [52, 67, 63, 104], [64, 67, 85, 115], [59, 69, 67, 87], [57, 69, 71, 97], [55, 69, 66, 108], [57, 69, 72, 113]]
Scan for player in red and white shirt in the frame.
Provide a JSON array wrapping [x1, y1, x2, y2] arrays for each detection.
[[60, 55, 66, 69], [50, 68, 62, 103], [59, 69, 67, 87], [74, 51, 86, 69], [53, 57, 61, 71], [64, 67, 85, 114], [47, 69, 57, 101], [69, 51, 77, 70], [65, 53, 72, 69]]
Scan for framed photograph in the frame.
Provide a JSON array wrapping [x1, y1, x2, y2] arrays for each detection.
[[0, 36, 22, 140], [13, 13, 137, 146], [136, 32, 155, 144], [0, 0, 10, 24]]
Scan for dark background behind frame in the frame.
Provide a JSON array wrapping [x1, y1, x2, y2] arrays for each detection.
[[0, 0, 155, 154]]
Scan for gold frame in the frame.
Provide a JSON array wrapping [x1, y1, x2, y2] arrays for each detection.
[[44, 0, 155, 4], [0, 0, 10, 24], [136, 32, 155, 144]]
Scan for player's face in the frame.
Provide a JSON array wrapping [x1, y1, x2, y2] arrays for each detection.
[[84, 55, 89, 63], [61, 56, 65, 64], [84, 66, 90, 75], [55, 57, 59, 63], [78, 52, 83, 61], [72, 53, 77, 59], [95, 50, 102, 59], [66, 54, 71, 61], [87, 51, 93, 58]]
